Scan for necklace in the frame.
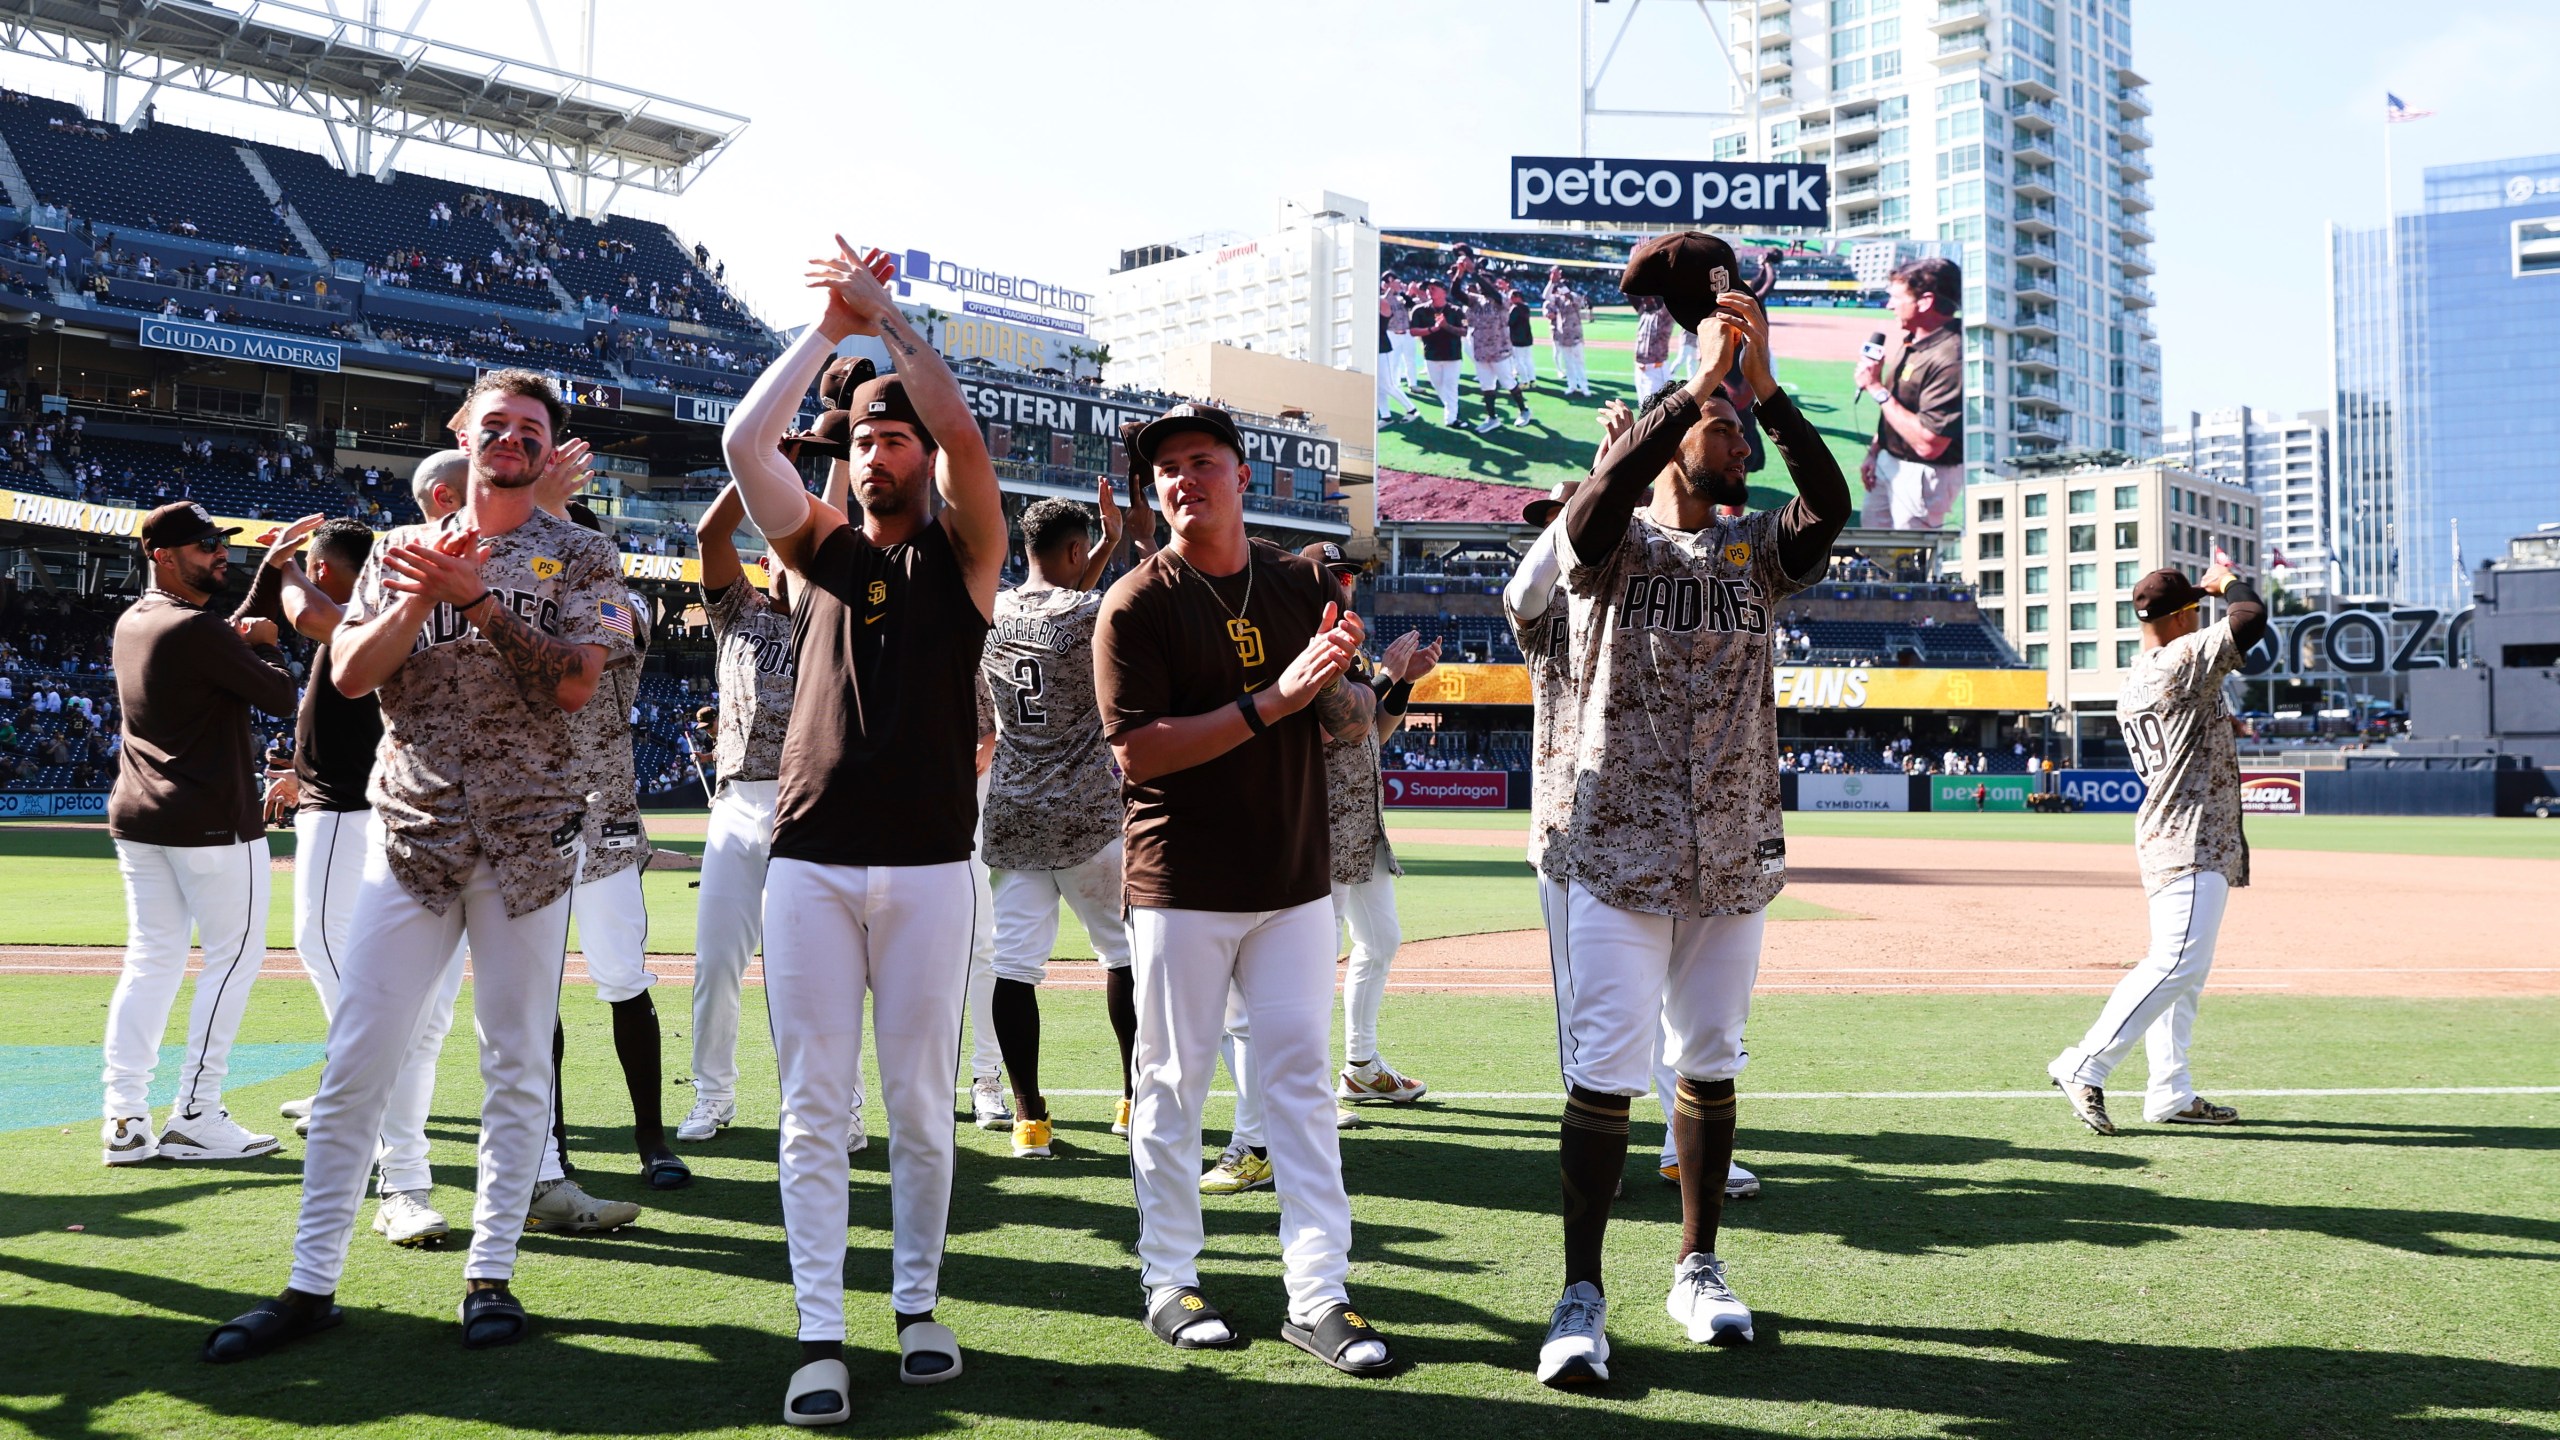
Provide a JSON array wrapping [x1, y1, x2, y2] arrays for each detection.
[[1174, 545, 1265, 668]]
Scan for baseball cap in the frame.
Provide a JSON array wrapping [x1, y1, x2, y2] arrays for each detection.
[[564, 500, 604, 533], [1133, 402, 1245, 468], [1521, 480, 1576, 527], [780, 409, 853, 462], [1296, 541, 1362, 575], [140, 500, 238, 551], [845, 374, 934, 448], [2130, 567, 2202, 621], [818, 354, 874, 412], [1619, 231, 1744, 330]]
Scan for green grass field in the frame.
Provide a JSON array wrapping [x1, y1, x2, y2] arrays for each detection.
[[1374, 308, 1876, 497]]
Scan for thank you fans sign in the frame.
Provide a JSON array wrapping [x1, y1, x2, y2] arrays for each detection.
[[1510, 156, 1831, 227]]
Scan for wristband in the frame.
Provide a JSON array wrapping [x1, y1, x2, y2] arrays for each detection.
[[458, 589, 495, 615], [1381, 680, 1414, 716], [1236, 692, 1268, 736]]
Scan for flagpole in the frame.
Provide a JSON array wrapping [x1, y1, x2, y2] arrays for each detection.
[[2382, 101, 2400, 618]]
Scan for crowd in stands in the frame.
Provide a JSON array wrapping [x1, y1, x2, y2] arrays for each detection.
[[373, 316, 608, 377]]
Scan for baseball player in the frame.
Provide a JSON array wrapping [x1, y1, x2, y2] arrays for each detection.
[[676, 481, 798, 1146], [1462, 277, 1532, 433], [1528, 246, 1849, 1386], [722, 240, 1004, 1417], [1095, 401, 1395, 1376], [2049, 564, 2268, 1133], [1542, 268, 1591, 397], [1501, 280, 1539, 388], [1376, 293, 1420, 426], [981, 487, 1141, 1158], [100, 500, 300, 1165], [1383, 278, 1421, 395], [205, 369, 635, 1360], [1408, 281, 1467, 426], [1631, 295, 1674, 406]]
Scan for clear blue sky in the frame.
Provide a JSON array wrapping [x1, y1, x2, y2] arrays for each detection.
[[0, 1, 2544, 425]]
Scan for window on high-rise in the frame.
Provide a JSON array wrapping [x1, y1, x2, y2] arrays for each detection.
[[2069, 602, 2097, 631], [2115, 561, 2138, 588], [2025, 530, 2049, 556], [1978, 532, 2005, 560], [1713, 134, 1747, 160], [1978, 569, 2005, 596], [2025, 493, 2049, 517], [2115, 601, 2137, 628], [1978, 497, 2005, 522], [2025, 642, 2049, 667], [1878, 95, 1908, 121], [2114, 521, 2139, 549], [2116, 639, 2138, 668], [2025, 566, 2048, 594], [2069, 563, 2094, 593], [1938, 145, 1984, 180], [2069, 488, 2095, 513], [2070, 525, 2097, 553], [2026, 605, 2048, 633], [2114, 484, 2139, 510], [2069, 641, 2096, 670]]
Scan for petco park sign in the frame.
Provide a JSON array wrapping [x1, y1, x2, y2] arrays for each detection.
[[1510, 156, 1830, 227]]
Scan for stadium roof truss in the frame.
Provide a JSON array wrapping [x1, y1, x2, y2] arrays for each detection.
[[0, 0, 748, 216]]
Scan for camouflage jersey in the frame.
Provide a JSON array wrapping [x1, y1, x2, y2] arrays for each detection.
[[1541, 281, 1588, 347], [1505, 575, 1575, 876], [1462, 292, 1514, 364], [569, 589, 650, 883], [980, 586, 1121, 872], [705, 576, 795, 785], [2121, 617, 2252, 895], [1324, 652, 1400, 886], [346, 507, 633, 918], [1558, 507, 1819, 918]]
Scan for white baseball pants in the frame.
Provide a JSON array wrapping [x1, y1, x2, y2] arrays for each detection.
[[1862, 452, 1964, 531], [293, 808, 466, 1194], [1390, 333, 1422, 390], [291, 846, 575, 1292], [1332, 866, 1403, 1065], [990, 839, 1133, 984], [2052, 871, 2230, 1121], [764, 858, 973, 1336], [1547, 880, 1765, 1096], [1634, 361, 1671, 406], [102, 837, 271, 1121], [964, 772, 1001, 1083], [1555, 341, 1588, 394], [1222, 983, 1264, 1149], [690, 778, 776, 1109], [1507, 349, 1537, 386], [1128, 899, 1351, 1321], [1426, 359, 1462, 424], [570, 862, 654, 1003], [1374, 361, 1418, 420]]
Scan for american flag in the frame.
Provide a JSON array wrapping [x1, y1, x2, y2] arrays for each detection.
[[598, 597, 637, 639], [2385, 93, 2434, 123]]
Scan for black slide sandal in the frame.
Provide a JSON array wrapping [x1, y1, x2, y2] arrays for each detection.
[[642, 1149, 692, 1191], [1145, 1286, 1240, 1349], [458, 1287, 530, 1349], [1282, 1301, 1395, 1376], [203, 1298, 343, 1363]]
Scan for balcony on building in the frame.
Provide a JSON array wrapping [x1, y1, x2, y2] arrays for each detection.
[[2014, 233, 2058, 263], [2112, 82, 2152, 119], [2010, 339, 2061, 372], [1934, 27, 1990, 62], [2010, 413, 2069, 444], [2118, 276, 2156, 309], [2013, 199, 2058, 234], [2116, 214, 2155, 246], [2118, 181, 2153, 212], [2012, 134, 2057, 168], [1832, 105, 1883, 143], [2112, 147, 2153, 183], [2012, 303, 2060, 338], [2012, 267, 2058, 304], [1928, 0, 1988, 31], [2007, 94, 2061, 131], [1833, 143, 1884, 178], [2013, 165, 2057, 201], [1759, 80, 1794, 103], [1757, 12, 1794, 42], [2116, 115, 2152, 149], [2137, 340, 2161, 372], [2005, 63, 2060, 102], [2010, 375, 2063, 409], [1759, 45, 1794, 78], [1833, 176, 1884, 202], [2113, 242, 2154, 277]]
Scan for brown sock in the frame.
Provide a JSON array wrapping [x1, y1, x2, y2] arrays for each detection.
[[990, 978, 1045, 1121], [1560, 1086, 1631, 1291], [1673, 1076, 1738, 1260]]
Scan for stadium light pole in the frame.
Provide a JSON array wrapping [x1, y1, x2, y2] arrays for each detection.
[[1576, 0, 1747, 160]]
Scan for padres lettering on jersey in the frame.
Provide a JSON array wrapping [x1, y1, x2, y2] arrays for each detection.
[[705, 578, 796, 784], [2121, 619, 2251, 894], [980, 587, 1121, 872]]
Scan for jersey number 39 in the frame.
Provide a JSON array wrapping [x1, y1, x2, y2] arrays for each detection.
[[2123, 711, 2169, 780]]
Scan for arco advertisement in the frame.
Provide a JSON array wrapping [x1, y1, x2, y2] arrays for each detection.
[[1381, 771, 1508, 809]]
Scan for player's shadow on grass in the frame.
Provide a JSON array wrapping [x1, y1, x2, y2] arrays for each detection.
[[4, 1249, 2557, 1440], [0, 1174, 301, 1241], [2141, 1117, 2560, 1151]]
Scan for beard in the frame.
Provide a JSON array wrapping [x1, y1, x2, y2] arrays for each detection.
[[1676, 456, 1751, 511]]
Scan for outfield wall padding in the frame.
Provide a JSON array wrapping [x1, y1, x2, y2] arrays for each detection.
[[2302, 769, 2495, 816]]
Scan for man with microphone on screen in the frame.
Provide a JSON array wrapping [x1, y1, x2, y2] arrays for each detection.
[[1854, 255, 1964, 531]]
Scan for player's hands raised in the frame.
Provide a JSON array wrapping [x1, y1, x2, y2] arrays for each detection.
[[537, 437, 593, 511], [2198, 563, 2235, 595], [381, 527, 494, 610], [1274, 602, 1366, 713], [1718, 292, 1778, 401], [1380, 629, 1443, 684], [264, 512, 329, 562], [1688, 313, 1745, 399], [233, 616, 279, 647], [1095, 475, 1125, 546], [807, 237, 900, 342]]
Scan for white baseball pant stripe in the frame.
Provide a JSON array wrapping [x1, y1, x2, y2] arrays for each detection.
[[1128, 899, 1351, 1321], [1426, 359, 1463, 424], [1332, 865, 1402, 1065], [1547, 879, 1765, 1096], [294, 808, 466, 1194], [1541, 871, 1686, 1163], [990, 838, 1133, 984], [102, 837, 270, 1120], [764, 858, 973, 1336], [1862, 452, 1964, 531], [1374, 361, 1418, 420], [570, 861, 654, 1003], [291, 847, 575, 1291], [2052, 871, 2229, 1121], [1555, 341, 1588, 393], [690, 778, 776, 1109], [966, 772, 1001, 1083]]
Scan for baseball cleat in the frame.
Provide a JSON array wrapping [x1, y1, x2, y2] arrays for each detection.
[[372, 1188, 450, 1247], [1012, 1116, 1054, 1159], [294, 1114, 310, 1138], [277, 1096, 314, 1121], [1337, 1060, 1428, 1105], [1510, 411, 1535, 428], [158, 1109, 282, 1162], [2154, 1097, 2241, 1125], [523, 1176, 641, 1233], [1335, 1105, 1365, 1131], [1199, 1143, 1272, 1195], [675, 1097, 733, 1143], [2053, 1078, 2117, 1135], [1668, 1252, 1754, 1346], [102, 1115, 158, 1166], [971, 1077, 1013, 1132], [1726, 1161, 1762, 1200], [1111, 1097, 1132, 1138], [848, 1107, 869, 1157], [1536, 1281, 1611, 1386], [1659, 1154, 1679, 1185]]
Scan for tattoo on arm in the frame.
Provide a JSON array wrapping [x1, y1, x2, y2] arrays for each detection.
[[473, 598, 589, 702], [1314, 678, 1372, 741]]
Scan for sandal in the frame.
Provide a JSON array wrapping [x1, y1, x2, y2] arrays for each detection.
[[458, 1286, 530, 1350], [642, 1147, 692, 1191], [897, 1320, 963, 1386], [202, 1297, 342, 1363], [1281, 1300, 1394, 1376], [1145, 1285, 1239, 1349], [784, 1357, 852, 1425]]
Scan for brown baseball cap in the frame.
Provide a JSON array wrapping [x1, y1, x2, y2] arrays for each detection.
[[780, 409, 853, 462], [818, 354, 874, 412], [1619, 231, 1743, 330], [1297, 541, 1362, 575], [140, 500, 238, 551], [2131, 567, 2202, 621], [845, 374, 933, 448], [1134, 402, 1246, 468], [1522, 479, 1577, 527]]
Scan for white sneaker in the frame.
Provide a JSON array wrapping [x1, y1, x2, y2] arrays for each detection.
[[372, 1188, 451, 1247], [1510, 410, 1535, 428], [278, 1096, 314, 1121], [971, 1077, 1012, 1132], [524, 1176, 641, 1233], [847, 1107, 869, 1157], [157, 1108, 282, 1161], [1726, 1161, 1762, 1200], [1667, 1252, 1754, 1345], [1536, 1281, 1610, 1386], [101, 1115, 158, 1166], [676, 1097, 733, 1143]]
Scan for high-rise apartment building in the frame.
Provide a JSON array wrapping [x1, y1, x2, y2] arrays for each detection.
[[2159, 406, 2331, 603], [1092, 191, 1377, 391], [1721, 0, 2159, 474]]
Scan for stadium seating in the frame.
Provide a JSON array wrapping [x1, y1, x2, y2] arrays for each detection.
[[73, 434, 377, 522], [545, 214, 762, 333], [250, 143, 558, 312], [370, 314, 616, 379], [0, 97, 297, 256], [92, 288, 353, 339]]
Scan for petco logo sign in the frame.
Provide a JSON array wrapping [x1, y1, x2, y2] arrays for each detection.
[[1510, 156, 1830, 227], [1382, 771, 1509, 809], [2506, 174, 2560, 204]]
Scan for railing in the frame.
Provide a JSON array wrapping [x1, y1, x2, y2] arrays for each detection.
[[2008, 96, 2062, 128], [1937, 28, 1990, 54]]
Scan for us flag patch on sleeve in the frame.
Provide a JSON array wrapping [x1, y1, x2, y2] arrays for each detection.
[[598, 598, 637, 639]]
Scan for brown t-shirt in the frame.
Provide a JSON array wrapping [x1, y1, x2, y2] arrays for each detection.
[[1878, 319, 1964, 465], [108, 590, 297, 847], [1094, 541, 1333, 913]]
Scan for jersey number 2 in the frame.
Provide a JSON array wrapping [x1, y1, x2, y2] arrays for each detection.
[[1010, 657, 1047, 725]]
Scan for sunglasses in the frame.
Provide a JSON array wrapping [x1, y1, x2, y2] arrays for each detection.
[[185, 537, 229, 554]]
